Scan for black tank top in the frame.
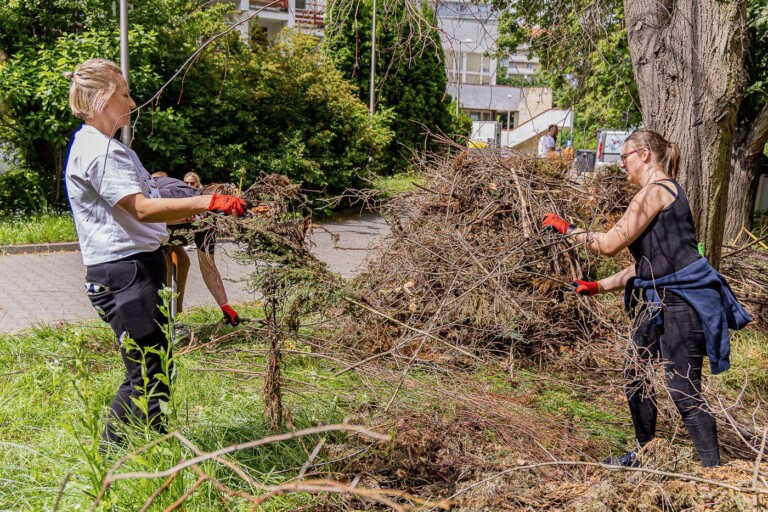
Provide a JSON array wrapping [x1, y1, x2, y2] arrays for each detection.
[[627, 179, 701, 280]]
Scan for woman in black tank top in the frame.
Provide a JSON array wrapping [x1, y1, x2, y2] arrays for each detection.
[[542, 130, 721, 467]]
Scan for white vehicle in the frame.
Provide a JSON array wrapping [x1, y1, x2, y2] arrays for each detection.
[[595, 129, 631, 168], [470, 121, 501, 147]]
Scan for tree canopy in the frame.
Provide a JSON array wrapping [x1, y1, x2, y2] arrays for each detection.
[[325, 0, 466, 171], [494, 0, 768, 260], [495, 0, 641, 145], [0, 0, 391, 209]]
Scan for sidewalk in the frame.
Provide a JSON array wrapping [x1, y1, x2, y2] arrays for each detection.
[[0, 214, 389, 333]]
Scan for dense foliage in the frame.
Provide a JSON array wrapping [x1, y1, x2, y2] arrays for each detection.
[[495, 0, 768, 152], [325, 0, 466, 171], [495, 0, 641, 144], [0, 0, 391, 212]]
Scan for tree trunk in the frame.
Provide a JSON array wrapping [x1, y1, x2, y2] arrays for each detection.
[[624, 0, 748, 268], [725, 104, 768, 242]]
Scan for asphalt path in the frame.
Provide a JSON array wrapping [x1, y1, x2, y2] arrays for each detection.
[[0, 213, 389, 333]]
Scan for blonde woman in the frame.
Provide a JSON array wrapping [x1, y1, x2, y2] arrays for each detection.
[[183, 171, 202, 190], [64, 58, 246, 447]]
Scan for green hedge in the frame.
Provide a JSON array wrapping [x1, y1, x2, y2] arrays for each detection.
[[0, 168, 49, 216]]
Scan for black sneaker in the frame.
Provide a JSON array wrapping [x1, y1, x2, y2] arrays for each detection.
[[602, 449, 639, 468], [172, 323, 191, 344]]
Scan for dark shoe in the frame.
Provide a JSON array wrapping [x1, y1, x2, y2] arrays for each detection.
[[602, 449, 639, 468], [172, 323, 191, 344]]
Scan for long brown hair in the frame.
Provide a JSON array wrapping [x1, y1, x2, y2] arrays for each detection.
[[624, 129, 680, 178]]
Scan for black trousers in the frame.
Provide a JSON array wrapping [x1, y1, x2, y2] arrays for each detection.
[[85, 248, 171, 444], [624, 291, 720, 466]]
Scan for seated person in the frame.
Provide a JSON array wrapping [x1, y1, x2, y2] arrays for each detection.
[[151, 172, 240, 326]]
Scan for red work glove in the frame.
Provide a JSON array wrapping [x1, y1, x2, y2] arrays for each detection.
[[208, 195, 247, 217], [569, 280, 600, 296], [221, 303, 241, 326], [542, 213, 575, 235]]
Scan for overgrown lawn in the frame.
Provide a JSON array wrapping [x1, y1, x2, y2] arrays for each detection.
[[0, 304, 365, 511], [0, 210, 77, 246]]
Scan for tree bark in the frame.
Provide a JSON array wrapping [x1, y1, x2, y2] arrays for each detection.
[[624, 0, 749, 268], [725, 104, 768, 242]]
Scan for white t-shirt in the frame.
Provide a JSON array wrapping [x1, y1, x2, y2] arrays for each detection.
[[537, 134, 555, 157], [65, 125, 169, 265]]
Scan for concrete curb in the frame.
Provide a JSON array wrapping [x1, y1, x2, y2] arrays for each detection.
[[0, 241, 81, 255]]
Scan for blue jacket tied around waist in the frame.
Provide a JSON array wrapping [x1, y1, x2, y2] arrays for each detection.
[[624, 257, 752, 375]]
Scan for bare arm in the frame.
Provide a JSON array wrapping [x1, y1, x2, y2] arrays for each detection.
[[117, 193, 210, 223], [569, 185, 673, 256], [597, 264, 636, 293], [197, 249, 228, 306]]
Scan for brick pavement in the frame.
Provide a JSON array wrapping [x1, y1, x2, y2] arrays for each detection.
[[0, 213, 389, 333]]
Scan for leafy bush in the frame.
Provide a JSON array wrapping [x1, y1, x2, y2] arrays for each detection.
[[0, 168, 49, 215], [0, 2, 390, 205], [133, 30, 392, 194]]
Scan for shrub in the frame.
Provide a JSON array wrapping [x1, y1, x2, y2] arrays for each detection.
[[0, 168, 49, 215]]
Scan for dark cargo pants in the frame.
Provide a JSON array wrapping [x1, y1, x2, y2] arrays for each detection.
[[85, 248, 171, 444]]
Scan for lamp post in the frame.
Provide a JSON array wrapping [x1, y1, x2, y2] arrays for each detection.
[[369, 0, 376, 115], [506, 94, 512, 131], [119, 0, 130, 145], [455, 37, 474, 117]]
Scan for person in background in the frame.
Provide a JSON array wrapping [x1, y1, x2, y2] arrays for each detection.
[[64, 58, 247, 447], [150, 172, 241, 327], [542, 129, 751, 468], [183, 171, 203, 190], [537, 124, 558, 157]]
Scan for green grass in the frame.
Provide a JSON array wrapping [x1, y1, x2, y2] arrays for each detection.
[[712, 327, 768, 398], [373, 172, 424, 196], [0, 210, 77, 245], [0, 304, 369, 511], [534, 386, 630, 448]]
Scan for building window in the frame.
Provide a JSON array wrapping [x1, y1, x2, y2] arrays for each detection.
[[468, 110, 493, 121], [496, 112, 516, 129], [464, 52, 492, 85]]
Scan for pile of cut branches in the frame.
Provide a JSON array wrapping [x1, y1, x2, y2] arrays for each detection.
[[349, 151, 633, 368]]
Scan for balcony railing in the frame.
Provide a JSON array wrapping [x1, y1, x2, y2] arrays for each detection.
[[248, 0, 325, 27], [250, 0, 289, 11], [295, 6, 325, 27]]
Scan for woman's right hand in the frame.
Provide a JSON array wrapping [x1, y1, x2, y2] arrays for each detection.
[[208, 195, 247, 217], [542, 213, 575, 235]]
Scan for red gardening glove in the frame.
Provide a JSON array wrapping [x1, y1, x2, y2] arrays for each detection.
[[208, 195, 247, 217], [542, 213, 575, 235], [221, 304, 241, 326], [569, 280, 599, 296]]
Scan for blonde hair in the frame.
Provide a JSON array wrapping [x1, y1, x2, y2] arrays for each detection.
[[184, 172, 202, 189], [66, 58, 123, 120], [625, 129, 681, 178]]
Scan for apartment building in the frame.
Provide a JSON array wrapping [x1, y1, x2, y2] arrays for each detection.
[[234, 0, 324, 39], [235, 0, 552, 133], [436, 0, 551, 129]]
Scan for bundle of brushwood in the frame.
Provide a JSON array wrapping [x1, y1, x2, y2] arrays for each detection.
[[351, 151, 636, 367], [721, 246, 768, 327]]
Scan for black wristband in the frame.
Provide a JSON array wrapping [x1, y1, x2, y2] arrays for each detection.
[[566, 224, 576, 235]]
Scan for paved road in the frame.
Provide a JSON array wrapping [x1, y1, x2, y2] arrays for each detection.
[[0, 213, 389, 333]]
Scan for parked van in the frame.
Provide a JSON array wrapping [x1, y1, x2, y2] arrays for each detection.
[[595, 129, 631, 168]]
